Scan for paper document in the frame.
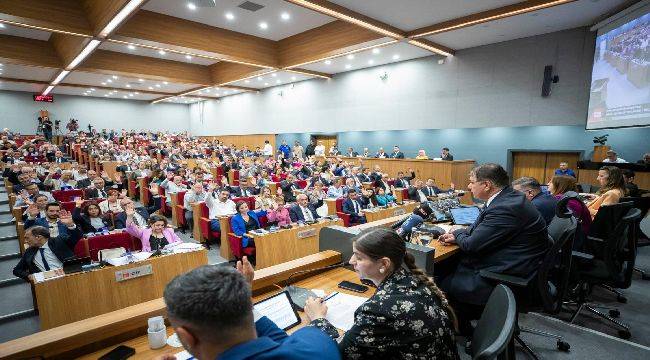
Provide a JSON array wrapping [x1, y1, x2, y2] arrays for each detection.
[[324, 293, 367, 331], [106, 251, 152, 266], [174, 350, 194, 360], [170, 242, 203, 253]]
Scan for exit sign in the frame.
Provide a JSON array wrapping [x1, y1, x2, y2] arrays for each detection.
[[33, 94, 54, 102]]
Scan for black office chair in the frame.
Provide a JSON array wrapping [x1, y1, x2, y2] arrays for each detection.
[[578, 183, 600, 194], [471, 284, 517, 360], [567, 204, 642, 339], [479, 194, 577, 359], [620, 196, 650, 280]]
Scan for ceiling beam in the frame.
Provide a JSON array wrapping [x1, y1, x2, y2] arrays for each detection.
[[285, 68, 332, 79], [49, 34, 90, 67], [0, 0, 92, 37], [80, 0, 133, 36], [0, 34, 62, 68], [114, 10, 278, 68], [408, 0, 577, 38], [209, 62, 271, 86], [78, 50, 212, 85], [221, 84, 259, 92]]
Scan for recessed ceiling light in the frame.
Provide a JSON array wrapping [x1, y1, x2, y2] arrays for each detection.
[[372, 48, 380, 55], [392, 54, 400, 60], [135, 92, 139, 94], [225, 12, 235, 20], [83, 93, 89, 96], [281, 12, 290, 21], [129, 94, 134, 97], [104, 94, 109, 97], [215, 92, 220, 96], [155, 84, 161, 88], [148, 86, 153, 90], [138, 78, 144, 82], [158, 50, 166, 55], [264, 82, 269, 86], [346, 54, 355, 60], [345, 64, 352, 69], [112, 75, 118, 79], [368, 59, 374, 65], [205, 89, 210, 92], [324, 60, 331, 65], [163, 81, 168, 85], [123, 95, 127, 98], [0, 24, 5, 29], [107, 79, 113, 83], [244, 80, 250, 83], [126, 84, 131, 88], [127, 45, 136, 50], [257, 77, 263, 81], [101, 82, 106, 85], [259, 22, 268, 30], [187, 3, 197, 10], [185, 55, 192, 60], [291, 76, 296, 81], [90, 88, 95, 91], [271, 73, 277, 77]]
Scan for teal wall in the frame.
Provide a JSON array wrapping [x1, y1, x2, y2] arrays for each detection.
[[277, 125, 650, 167]]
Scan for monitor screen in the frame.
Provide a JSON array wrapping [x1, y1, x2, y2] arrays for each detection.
[[450, 206, 480, 225], [253, 291, 301, 330]]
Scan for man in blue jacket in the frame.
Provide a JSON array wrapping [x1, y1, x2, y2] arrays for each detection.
[[512, 176, 558, 225], [159, 257, 340, 360], [278, 140, 291, 159]]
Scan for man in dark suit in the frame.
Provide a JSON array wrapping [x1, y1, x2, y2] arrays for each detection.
[[52, 150, 68, 163], [25, 202, 75, 238], [309, 170, 332, 187], [346, 147, 359, 157], [289, 194, 320, 222], [512, 176, 557, 225], [279, 174, 301, 203], [394, 169, 416, 188], [342, 189, 367, 224], [228, 178, 260, 198], [390, 145, 405, 159], [14, 214, 82, 282], [84, 177, 114, 199], [438, 164, 548, 334], [441, 147, 454, 161]]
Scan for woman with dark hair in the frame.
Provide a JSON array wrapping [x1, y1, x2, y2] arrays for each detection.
[[125, 208, 181, 252], [304, 227, 459, 359], [230, 201, 267, 249], [586, 166, 626, 218], [548, 175, 592, 234], [72, 198, 113, 233]]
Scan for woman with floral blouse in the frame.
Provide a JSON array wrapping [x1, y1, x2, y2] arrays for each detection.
[[304, 227, 459, 359]]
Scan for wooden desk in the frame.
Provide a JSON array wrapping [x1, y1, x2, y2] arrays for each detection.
[[267, 181, 278, 195], [355, 214, 410, 230], [362, 202, 418, 222], [35, 250, 208, 329], [248, 219, 343, 269], [0, 251, 343, 359], [138, 177, 150, 206]]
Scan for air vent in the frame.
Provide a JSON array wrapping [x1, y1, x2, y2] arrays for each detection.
[[238, 1, 264, 12], [194, 0, 217, 7]]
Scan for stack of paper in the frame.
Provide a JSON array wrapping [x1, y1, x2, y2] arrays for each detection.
[[324, 293, 367, 331]]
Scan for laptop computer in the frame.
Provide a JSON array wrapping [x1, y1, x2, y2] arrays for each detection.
[[450, 206, 481, 225]]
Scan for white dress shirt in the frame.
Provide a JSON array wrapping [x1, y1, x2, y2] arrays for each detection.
[[205, 195, 237, 219], [33, 241, 63, 272]]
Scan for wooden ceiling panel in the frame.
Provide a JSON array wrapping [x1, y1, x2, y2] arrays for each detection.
[[114, 10, 278, 68], [0, 0, 92, 36], [0, 34, 63, 68], [49, 33, 89, 67], [278, 20, 384, 68], [80, 0, 132, 36], [209, 62, 269, 85], [78, 50, 212, 85]]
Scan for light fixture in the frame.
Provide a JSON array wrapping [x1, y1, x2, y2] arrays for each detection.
[[128, 44, 136, 50], [129, 93, 134, 97], [281, 12, 290, 20], [291, 76, 296, 80], [368, 59, 374, 65], [101, 82, 107, 85], [245, 80, 250, 83], [372, 48, 380, 55], [264, 82, 269, 86], [155, 84, 161, 88], [148, 86, 153, 90], [392, 54, 400, 60], [407, 39, 454, 57], [90, 88, 95, 91], [285, 39, 398, 69], [257, 77, 263, 81], [0, 24, 5, 29], [163, 81, 168, 85], [104, 94, 109, 97], [138, 78, 144, 82], [51, 70, 70, 85], [185, 55, 192, 60], [271, 73, 277, 77], [259, 22, 268, 30], [126, 84, 131, 88], [123, 95, 127, 98], [346, 54, 355, 60], [42, 85, 55, 96], [345, 64, 352, 69], [99, 0, 146, 37], [67, 39, 101, 69], [324, 60, 331, 65], [135, 92, 140, 94], [112, 75, 118, 79], [107, 79, 113, 83], [225, 12, 235, 20], [158, 50, 166, 55], [276, 80, 281, 84], [187, 3, 197, 10]]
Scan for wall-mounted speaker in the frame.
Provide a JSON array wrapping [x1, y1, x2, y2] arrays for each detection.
[[541, 65, 559, 97]]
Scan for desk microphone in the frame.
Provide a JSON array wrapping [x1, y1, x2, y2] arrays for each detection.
[[283, 261, 350, 309]]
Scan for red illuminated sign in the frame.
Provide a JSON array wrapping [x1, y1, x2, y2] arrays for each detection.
[[33, 94, 54, 102]]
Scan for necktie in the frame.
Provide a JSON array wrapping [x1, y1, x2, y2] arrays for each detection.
[[39, 248, 51, 271], [100, 189, 106, 198], [353, 201, 359, 213]]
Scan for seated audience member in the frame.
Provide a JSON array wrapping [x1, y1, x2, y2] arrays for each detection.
[[415, 149, 429, 160], [327, 177, 345, 198], [586, 166, 626, 217], [342, 177, 360, 196], [374, 187, 395, 206], [314, 141, 326, 156], [162, 259, 340, 360], [440, 147, 454, 161], [602, 149, 627, 163], [255, 186, 276, 210], [438, 163, 548, 335], [183, 182, 207, 233], [361, 147, 370, 157], [637, 152, 650, 166], [393, 169, 415, 188], [360, 188, 376, 208], [390, 145, 405, 159], [554, 161, 576, 177], [346, 147, 359, 157], [114, 196, 160, 229], [98, 189, 124, 213], [425, 178, 455, 196], [512, 176, 557, 225], [15, 183, 55, 207], [160, 174, 190, 204], [289, 194, 320, 222], [305, 228, 459, 359], [13, 220, 82, 282], [25, 202, 76, 238], [72, 198, 112, 233], [205, 187, 237, 233], [307, 181, 327, 206], [374, 173, 393, 195], [125, 211, 181, 252], [622, 169, 640, 197], [229, 177, 259, 197], [266, 196, 292, 227], [230, 201, 266, 249], [52, 150, 67, 163], [45, 170, 77, 190], [342, 189, 367, 224], [408, 180, 429, 203], [548, 175, 592, 248], [279, 174, 301, 203], [395, 203, 434, 238], [375, 147, 388, 158], [309, 170, 332, 187], [328, 142, 340, 156], [21, 194, 49, 221], [84, 177, 112, 199]]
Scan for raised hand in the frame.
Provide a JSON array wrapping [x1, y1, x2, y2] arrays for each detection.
[[59, 210, 74, 226], [27, 203, 40, 217], [74, 197, 84, 208], [125, 205, 136, 217], [236, 256, 255, 285]]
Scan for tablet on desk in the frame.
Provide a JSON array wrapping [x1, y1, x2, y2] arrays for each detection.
[[253, 291, 301, 331], [450, 206, 480, 225]]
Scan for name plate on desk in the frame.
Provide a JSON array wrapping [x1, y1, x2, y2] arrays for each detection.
[[393, 208, 406, 216], [115, 264, 153, 282], [297, 228, 317, 239]]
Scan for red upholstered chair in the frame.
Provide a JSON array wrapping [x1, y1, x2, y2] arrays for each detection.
[[227, 233, 256, 260], [296, 180, 308, 189], [52, 189, 84, 202], [271, 175, 280, 182], [73, 238, 90, 258], [216, 167, 225, 178], [232, 197, 255, 211], [174, 191, 187, 228], [335, 198, 352, 227], [399, 188, 410, 200], [232, 170, 240, 186], [198, 202, 221, 245], [128, 179, 138, 200], [387, 179, 395, 187], [86, 232, 137, 261]]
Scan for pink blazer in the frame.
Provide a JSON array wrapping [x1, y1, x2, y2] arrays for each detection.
[[267, 207, 292, 226], [126, 222, 182, 252]]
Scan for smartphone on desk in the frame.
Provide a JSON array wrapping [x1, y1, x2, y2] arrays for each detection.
[[338, 280, 369, 293], [98, 345, 135, 360]]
